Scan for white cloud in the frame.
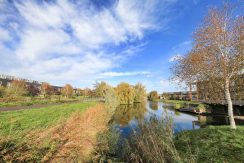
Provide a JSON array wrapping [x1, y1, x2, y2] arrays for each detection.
[[0, 0, 178, 87], [169, 54, 182, 62], [100, 71, 151, 78], [168, 41, 191, 62]]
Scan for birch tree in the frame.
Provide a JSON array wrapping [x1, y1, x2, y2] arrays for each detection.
[[172, 4, 243, 129]]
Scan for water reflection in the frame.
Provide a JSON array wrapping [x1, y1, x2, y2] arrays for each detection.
[[149, 102, 158, 110], [111, 101, 244, 136], [112, 103, 147, 126]]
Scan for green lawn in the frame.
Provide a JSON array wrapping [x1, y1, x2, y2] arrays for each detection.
[[155, 99, 206, 110], [0, 102, 95, 140], [175, 126, 244, 163]]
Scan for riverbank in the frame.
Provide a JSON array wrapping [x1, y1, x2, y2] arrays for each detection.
[[0, 102, 113, 162], [94, 122, 244, 162], [175, 126, 244, 162], [153, 99, 208, 113]]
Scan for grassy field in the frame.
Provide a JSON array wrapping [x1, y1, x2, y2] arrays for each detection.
[[0, 102, 95, 139], [0, 102, 97, 162], [175, 126, 244, 162]]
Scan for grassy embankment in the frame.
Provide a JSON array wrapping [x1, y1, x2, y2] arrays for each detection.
[[0, 101, 106, 162], [175, 126, 244, 162], [154, 99, 207, 110], [94, 117, 244, 162]]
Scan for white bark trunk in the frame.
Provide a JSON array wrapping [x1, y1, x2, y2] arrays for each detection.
[[224, 80, 236, 129]]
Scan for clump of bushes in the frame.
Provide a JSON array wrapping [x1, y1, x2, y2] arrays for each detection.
[[94, 116, 187, 163], [148, 90, 159, 101]]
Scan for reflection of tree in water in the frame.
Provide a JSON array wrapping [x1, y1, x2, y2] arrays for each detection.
[[112, 103, 147, 126], [149, 102, 158, 110], [162, 104, 181, 116]]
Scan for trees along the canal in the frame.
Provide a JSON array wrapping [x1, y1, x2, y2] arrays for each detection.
[[116, 82, 135, 105], [134, 82, 147, 103], [148, 91, 159, 101], [62, 84, 74, 98], [94, 81, 111, 98], [171, 4, 244, 129]]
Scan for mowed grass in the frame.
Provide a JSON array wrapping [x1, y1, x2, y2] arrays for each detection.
[[0, 102, 95, 140], [174, 126, 244, 162]]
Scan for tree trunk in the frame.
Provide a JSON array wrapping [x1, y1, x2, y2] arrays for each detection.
[[189, 82, 192, 101], [224, 80, 236, 129]]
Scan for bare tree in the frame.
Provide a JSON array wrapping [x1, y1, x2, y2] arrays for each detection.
[[172, 4, 243, 129]]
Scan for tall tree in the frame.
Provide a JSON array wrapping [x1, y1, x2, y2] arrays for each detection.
[[134, 82, 147, 103], [116, 82, 135, 104], [172, 4, 243, 129], [62, 84, 73, 98]]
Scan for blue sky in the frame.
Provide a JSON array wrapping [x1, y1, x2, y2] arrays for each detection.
[[0, 0, 236, 92]]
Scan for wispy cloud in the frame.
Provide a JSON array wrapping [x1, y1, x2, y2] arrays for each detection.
[[169, 54, 182, 62], [0, 0, 178, 87], [100, 71, 151, 78], [168, 41, 191, 62]]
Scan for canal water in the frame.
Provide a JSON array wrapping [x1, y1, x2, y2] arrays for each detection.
[[110, 101, 244, 137]]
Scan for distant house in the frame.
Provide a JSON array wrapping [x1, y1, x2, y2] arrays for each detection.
[[0, 74, 78, 96], [195, 74, 244, 106], [162, 91, 198, 101]]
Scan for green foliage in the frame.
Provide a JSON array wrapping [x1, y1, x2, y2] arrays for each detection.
[[134, 82, 147, 103], [148, 90, 158, 101], [175, 126, 244, 162], [116, 82, 135, 105]]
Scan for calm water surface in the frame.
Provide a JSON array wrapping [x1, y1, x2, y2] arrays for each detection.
[[110, 101, 243, 137]]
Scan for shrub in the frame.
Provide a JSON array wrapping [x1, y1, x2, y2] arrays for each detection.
[[148, 90, 158, 101]]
